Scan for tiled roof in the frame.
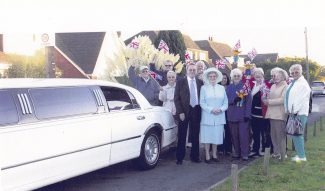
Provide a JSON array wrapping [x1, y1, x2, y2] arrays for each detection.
[[240, 53, 279, 63], [196, 40, 232, 60], [182, 34, 200, 49], [55, 32, 105, 74]]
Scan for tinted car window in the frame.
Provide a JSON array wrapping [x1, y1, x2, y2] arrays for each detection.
[[312, 82, 324, 87], [30, 87, 97, 119], [101, 87, 139, 111], [0, 91, 19, 125]]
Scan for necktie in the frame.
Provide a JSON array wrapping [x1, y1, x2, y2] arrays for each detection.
[[190, 79, 197, 107]]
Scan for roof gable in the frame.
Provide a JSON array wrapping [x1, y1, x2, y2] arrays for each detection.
[[55, 32, 105, 74], [196, 40, 232, 60], [182, 34, 200, 49]]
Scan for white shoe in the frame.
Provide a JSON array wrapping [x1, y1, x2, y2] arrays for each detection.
[[291, 155, 299, 161], [299, 157, 307, 161], [291, 156, 307, 162]]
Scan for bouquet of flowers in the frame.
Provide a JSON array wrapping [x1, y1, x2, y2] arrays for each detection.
[[236, 83, 249, 107], [261, 83, 270, 99]]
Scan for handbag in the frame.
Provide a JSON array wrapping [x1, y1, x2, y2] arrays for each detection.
[[286, 114, 304, 135]]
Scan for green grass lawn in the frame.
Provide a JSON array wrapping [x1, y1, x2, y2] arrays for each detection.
[[213, 119, 325, 191]]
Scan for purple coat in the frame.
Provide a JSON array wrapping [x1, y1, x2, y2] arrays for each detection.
[[226, 82, 252, 122]]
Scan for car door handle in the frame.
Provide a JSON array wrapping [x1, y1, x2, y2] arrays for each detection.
[[137, 116, 145, 120]]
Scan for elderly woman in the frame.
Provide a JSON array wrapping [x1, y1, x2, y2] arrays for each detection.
[[285, 64, 311, 162], [264, 68, 288, 160], [196, 60, 206, 80], [226, 68, 252, 161], [249, 68, 272, 157], [200, 67, 228, 163], [159, 71, 177, 117], [269, 67, 281, 85]]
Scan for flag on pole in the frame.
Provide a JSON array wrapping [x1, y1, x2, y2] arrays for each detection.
[[215, 59, 226, 69], [128, 38, 139, 49], [233, 40, 241, 50], [247, 48, 257, 61], [158, 40, 169, 53]]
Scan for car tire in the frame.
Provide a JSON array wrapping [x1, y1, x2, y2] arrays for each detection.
[[136, 130, 161, 170]]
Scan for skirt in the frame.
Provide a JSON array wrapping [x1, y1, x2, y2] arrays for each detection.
[[200, 124, 224, 145]]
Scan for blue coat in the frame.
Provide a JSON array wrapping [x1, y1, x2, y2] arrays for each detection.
[[200, 84, 228, 125], [226, 82, 252, 122]]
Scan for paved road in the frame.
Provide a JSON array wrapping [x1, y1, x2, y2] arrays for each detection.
[[37, 96, 325, 191]]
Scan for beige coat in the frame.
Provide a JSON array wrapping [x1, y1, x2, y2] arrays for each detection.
[[265, 81, 288, 121]]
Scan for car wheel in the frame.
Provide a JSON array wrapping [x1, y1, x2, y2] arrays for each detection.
[[136, 130, 160, 170]]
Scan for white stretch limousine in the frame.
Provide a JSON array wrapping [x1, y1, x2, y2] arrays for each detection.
[[0, 78, 177, 191]]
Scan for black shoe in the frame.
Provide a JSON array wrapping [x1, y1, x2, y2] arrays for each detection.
[[242, 157, 249, 161], [205, 158, 213, 164], [212, 157, 220, 162], [191, 158, 202, 163], [176, 160, 183, 165], [232, 156, 240, 159]]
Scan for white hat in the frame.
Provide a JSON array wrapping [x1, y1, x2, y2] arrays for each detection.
[[139, 65, 149, 71], [203, 67, 223, 85]]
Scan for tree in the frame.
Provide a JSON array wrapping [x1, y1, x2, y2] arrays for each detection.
[[154, 30, 186, 63], [255, 57, 321, 82], [7, 49, 46, 78]]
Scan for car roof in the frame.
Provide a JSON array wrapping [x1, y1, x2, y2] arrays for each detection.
[[0, 78, 127, 89], [0, 78, 153, 109]]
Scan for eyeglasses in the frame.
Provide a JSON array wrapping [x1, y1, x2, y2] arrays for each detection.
[[233, 75, 241, 77], [291, 71, 299, 75], [188, 69, 196, 72], [165, 65, 172, 67], [167, 76, 176, 78], [142, 70, 149, 73]]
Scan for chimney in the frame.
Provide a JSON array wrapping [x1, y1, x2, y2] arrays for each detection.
[[0, 34, 3, 52], [117, 31, 121, 38]]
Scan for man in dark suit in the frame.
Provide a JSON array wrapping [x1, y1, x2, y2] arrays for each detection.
[[174, 63, 203, 165]]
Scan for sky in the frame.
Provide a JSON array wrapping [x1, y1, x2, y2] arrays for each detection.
[[1, 0, 325, 65]]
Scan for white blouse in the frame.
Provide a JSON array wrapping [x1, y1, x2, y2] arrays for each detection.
[[159, 83, 176, 115]]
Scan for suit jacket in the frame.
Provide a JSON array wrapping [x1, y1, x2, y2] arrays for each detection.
[[174, 77, 203, 117]]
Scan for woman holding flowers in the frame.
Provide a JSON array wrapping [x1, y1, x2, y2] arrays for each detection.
[[226, 68, 252, 161], [249, 68, 272, 157]]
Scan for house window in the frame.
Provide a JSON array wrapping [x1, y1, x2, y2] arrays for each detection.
[[0, 90, 19, 126], [30, 87, 97, 119], [199, 52, 206, 61]]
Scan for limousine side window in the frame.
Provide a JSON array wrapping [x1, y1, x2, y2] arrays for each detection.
[[30, 87, 98, 119], [100, 87, 139, 111], [0, 90, 19, 126]]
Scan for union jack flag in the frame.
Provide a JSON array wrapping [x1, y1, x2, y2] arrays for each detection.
[[233, 40, 241, 50], [158, 40, 169, 53], [185, 51, 191, 61], [128, 38, 139, 49], [149, 71, 162, 80], [261, 83, 270, 98], [247, 48, 257, 61], [215, 59, 226, 69]]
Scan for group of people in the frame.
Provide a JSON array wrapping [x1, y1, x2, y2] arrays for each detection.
[[128, 60, 311, 165]]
